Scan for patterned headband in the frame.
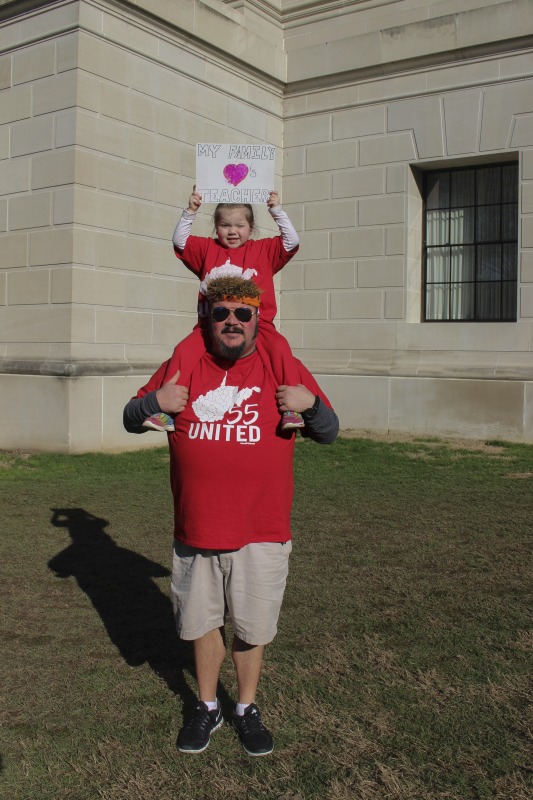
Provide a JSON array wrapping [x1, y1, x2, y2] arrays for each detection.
[[215, 295, 261, 308]]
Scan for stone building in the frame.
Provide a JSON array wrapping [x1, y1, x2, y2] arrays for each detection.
[[1, 0, 532, 451]]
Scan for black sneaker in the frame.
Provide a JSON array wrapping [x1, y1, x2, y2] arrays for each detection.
[[232, 704, 274, 756], [177, 701, 223, 753]]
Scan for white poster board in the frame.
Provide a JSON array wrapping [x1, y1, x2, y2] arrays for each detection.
[[195, 143, 276, 203]]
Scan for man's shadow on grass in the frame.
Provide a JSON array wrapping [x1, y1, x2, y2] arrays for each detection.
[[48, 508, 233, 716]]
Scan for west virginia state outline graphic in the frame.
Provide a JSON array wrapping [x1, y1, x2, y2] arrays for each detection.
[[192, 373, 261, 423]]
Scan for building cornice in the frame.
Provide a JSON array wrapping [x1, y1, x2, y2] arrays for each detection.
[[284, 1, 533, 92], [280, 0, 401, 26], [285, 36, 533, 96]]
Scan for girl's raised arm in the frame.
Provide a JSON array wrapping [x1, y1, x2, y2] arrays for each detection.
[[172, 184, 202, 251], [268, 192, 299, 253]]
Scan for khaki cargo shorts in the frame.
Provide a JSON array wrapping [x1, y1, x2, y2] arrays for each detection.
[[170, 540, 292, 645]]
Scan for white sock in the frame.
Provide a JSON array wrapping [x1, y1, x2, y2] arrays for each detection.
[[203, 699, 218, 712], [235, 702, 251, 716]]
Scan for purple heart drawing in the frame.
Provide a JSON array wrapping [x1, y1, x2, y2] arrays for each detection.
[[223, 163, 249, 187]]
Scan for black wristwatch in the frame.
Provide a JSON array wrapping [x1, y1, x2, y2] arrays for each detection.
[[301, 395, 320, 421]]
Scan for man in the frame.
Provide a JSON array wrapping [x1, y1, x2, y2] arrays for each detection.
[[123, 276, 338, 757]]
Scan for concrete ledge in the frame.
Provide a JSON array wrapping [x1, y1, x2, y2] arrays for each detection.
[[296, 350, 533, 382], [0, 358, 164, 377], [4, 351, 533, 381]]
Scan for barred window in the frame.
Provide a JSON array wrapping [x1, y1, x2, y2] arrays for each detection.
[[423, 163, 518, 321]]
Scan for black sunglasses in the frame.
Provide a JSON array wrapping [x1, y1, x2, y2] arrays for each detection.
[[211, 306, 257, 323]]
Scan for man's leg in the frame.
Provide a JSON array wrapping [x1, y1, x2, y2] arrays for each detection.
[[231, 637, 273, 756], [232, 637, 264, 705], [176, 627, 226, 754], [194, 626, 226, 701], [172, 540, 227, 755], [224, 542, 292, 756]]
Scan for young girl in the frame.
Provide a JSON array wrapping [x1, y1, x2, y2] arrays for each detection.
[[143, 185, 304, 432]]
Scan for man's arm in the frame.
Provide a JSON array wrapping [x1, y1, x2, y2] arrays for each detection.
[[123, 391, 162, 434], [123, 369, 189, 434], [300, 396, 339, 444], [275, 384, 339, 444]]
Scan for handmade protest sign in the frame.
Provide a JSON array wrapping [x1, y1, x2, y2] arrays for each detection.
[[195, 143, 276, 203]]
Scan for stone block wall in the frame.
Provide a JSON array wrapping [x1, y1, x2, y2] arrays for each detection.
[[0, 0, 285, 451], [280, 0, 533, 441], [1, 0, 533, 449]]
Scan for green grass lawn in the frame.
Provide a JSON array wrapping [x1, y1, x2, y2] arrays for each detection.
[[1, 435, 531, 800]]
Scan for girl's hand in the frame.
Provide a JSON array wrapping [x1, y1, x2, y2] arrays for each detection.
[[188, 184, 202, 212], [267, 190, 280, 209]]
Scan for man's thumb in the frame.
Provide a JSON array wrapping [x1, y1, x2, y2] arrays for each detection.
[[167, 369, 180, 385]]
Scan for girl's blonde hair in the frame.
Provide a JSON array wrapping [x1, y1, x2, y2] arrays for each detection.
[[213, 203, 255, 230]]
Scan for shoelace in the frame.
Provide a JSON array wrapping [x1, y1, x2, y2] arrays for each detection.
[[184, 704, 213, 731], [239, 707, 266, 733]]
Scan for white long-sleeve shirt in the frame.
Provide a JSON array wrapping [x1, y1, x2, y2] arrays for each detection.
[[172, 204, 299, 253]]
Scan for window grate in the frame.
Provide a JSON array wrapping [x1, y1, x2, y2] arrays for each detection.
[[423, 163, 518, 322]]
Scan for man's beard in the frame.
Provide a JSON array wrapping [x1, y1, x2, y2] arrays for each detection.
[[211, 320, 258, 359], [216, 339, 247, 359]]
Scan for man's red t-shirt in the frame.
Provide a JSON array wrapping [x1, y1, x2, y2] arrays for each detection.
[[137, 350, 329, 550]]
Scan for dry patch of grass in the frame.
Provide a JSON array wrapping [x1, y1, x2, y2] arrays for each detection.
[[340, 428, 508, 454], [1, 438, 532, 800]]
